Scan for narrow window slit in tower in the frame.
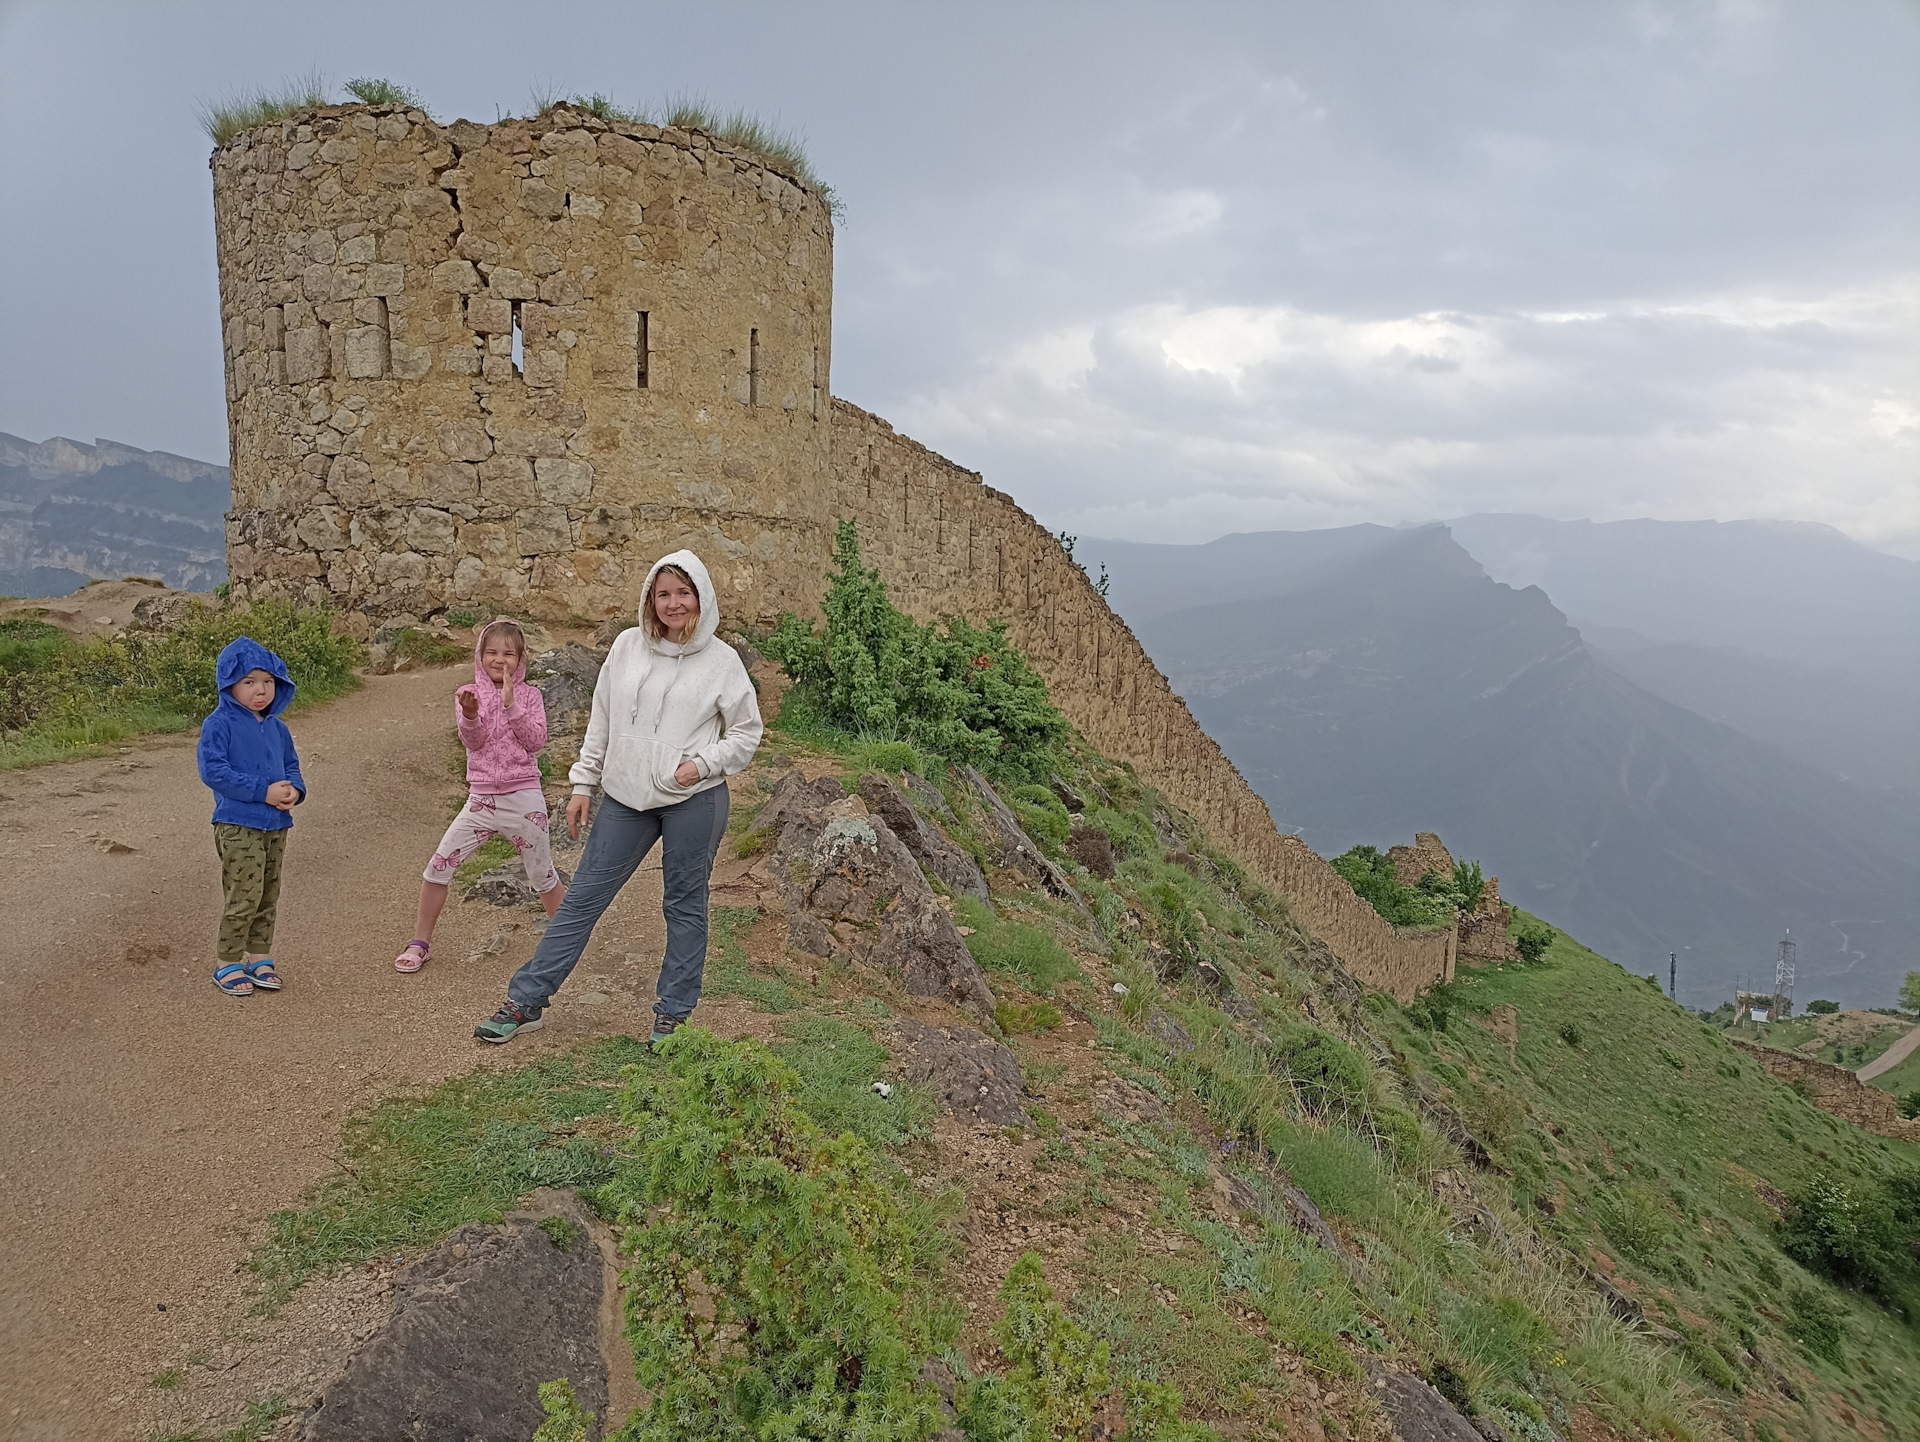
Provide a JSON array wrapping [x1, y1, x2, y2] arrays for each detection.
[[811, 346, 819, 419], [637, 311, 650, 389], [748, 328, 761, 406], [510, 303, 524, 375]]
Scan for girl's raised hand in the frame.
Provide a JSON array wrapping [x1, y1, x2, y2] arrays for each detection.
[[457, 687, 480, 719]]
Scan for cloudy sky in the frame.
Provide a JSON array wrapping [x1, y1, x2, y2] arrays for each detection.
[[2, 1, 1914, 552]]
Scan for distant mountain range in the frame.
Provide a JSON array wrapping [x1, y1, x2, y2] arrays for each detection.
[[0, 434, 229, 597], [1448, 514, 1920, 796], [1090, 521, 1920, 1011]]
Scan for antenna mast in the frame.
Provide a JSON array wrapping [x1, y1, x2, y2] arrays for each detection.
[[1774, 931, 1796, 1018]]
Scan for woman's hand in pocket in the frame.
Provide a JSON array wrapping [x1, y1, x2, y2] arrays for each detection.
[[673, 759, 701, 788]]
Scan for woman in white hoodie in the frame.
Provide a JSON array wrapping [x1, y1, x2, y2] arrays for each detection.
[[474, 551, 763, 1045]]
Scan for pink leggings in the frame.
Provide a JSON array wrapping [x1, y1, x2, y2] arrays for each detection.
[[424, 788, 561, 895]]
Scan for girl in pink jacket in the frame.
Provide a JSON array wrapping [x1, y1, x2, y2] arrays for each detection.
[[394, 619, 567, 971]]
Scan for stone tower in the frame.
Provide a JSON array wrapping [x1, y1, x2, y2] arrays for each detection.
[[210, 101, 835, 628]]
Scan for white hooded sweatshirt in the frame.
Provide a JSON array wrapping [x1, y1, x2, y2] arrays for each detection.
[[569, 550, 764, 812]]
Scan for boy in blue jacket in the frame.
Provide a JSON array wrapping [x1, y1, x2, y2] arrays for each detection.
[[198, 637, 306, 995]]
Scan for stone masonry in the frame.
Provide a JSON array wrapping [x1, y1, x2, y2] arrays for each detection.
[[212, 102, 833, 626], [209, 100, 1455, 1002], [1729, 1039, 1920, 1143]]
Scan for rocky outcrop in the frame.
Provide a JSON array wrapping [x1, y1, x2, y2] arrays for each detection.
[[856, 772, 989, 901], [302, 1194, 610, 1441], [1362, 1361, 1505, 1442], [528, 643, 608, 738], [891, 1016, 1027, 1126], [959, 765, 1087, 913], [767, 772, 997, 1023]]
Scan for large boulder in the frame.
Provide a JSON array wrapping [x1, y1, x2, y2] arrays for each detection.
[[528, 643, 606, 738], [857, 772, 990, 901], [892, 1016, 1027, 1127], [301, 1195, 610, 1441], [767, 773, 996, 1023]]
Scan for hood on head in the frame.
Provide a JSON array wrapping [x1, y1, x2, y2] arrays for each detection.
[[215, 636, 296, 718], [638, 550, 720, 653], [473, 617, 531, 687]]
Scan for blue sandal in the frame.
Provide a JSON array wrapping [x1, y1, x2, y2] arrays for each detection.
[[244, 958, 282, 991], [213, 963, 254, 996]]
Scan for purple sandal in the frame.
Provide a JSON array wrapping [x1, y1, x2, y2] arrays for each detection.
[[394, 939, 430, 973]]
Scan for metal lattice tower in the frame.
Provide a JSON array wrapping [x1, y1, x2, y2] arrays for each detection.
[[1775, 931, 1797, 1015]]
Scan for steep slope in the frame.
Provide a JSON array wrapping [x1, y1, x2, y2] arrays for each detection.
[[1129, 526, 1920, 1009], [0, 433, 230, 596]]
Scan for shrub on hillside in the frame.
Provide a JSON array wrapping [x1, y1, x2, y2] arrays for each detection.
[[1329, 846, 1454, 928], [1806, 999, 1840, 1015], [593, 1028, 952, 1439], [1779, 1171, 1909, 1304], [0, 598, 363, 763], [1514, 923, 1556, 965], [763, 520, 1070, 784]]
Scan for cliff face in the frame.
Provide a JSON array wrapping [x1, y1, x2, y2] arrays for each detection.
[[0, 434, 228, 596]]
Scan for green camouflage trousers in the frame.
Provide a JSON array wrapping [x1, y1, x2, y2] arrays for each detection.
[[213, 824, 287, 964]]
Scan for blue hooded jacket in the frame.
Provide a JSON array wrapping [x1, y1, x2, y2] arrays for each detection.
[[197, 636, 306, 830]]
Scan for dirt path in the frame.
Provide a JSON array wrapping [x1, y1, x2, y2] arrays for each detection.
[[0, 668, 706, 1441], [1859, 1023, 1920, 1082]]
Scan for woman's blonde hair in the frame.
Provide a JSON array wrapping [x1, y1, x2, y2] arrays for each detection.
[[643, 564, 701, 643]]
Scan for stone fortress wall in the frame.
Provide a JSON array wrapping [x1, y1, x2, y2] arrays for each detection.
[[828, 403, 1456, 1002], [212, 101, 835, 623], [210, 100, 1454, 1001]]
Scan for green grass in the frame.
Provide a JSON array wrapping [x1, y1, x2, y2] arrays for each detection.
[[343, 76, 421, 108], [954, 895, 1080, 994], [453, 835, 517, 890], [199, 70, 330, 144], [704, 905, 810, 1012], [770, 1013, 936, 1149], [389, 626, 465, 668], [1869, 1045, 1920, 1099], [251, 1038, 647, 1305], [1386, 913, 1920, 1435], [0, 598, 363, 771]]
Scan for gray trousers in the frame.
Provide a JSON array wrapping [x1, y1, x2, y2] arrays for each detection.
[[506, 784, 729, 1018]]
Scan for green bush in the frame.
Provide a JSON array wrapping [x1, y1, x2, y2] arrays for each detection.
[[597, 1028, 951, 1440], [1786, 1286, 1845, 1364], [1271, 1025, 1371, 1120], [763, 521, 1070, 784], [989, 1253, 1112, 1442], [1329, 846, 1453, 928], [0, 598, 363, 768], [1779, 1172, 1903, 1298], [1805, 999, 1839, 1015], [1513, 924, 1556, 965]]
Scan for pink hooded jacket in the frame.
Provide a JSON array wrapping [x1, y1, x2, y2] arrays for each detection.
[[455, 619, 548, 795]]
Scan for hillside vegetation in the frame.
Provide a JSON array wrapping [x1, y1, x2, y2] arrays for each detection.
[[227, 535, 1916, 1441]]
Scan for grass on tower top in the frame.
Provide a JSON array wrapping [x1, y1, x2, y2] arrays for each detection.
[[197, 70, 330, 145]]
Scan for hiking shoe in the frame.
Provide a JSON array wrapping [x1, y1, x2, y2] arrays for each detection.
[[648, 1013, 684, 1051], [475, 999, 544, 1044]]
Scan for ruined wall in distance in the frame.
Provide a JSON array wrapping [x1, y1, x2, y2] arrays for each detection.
[[828, 401, 1455, 1001], [1729, 1039, 1920, 1143], [212, 102, 834, 629]]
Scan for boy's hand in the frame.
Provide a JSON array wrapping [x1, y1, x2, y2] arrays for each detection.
[[265, 780, 298, 809], [457, 687, 480, 719], [566, 793, 590, 838]]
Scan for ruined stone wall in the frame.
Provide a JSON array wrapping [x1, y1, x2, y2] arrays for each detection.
[[827, 402, 1455, 1001], [211, 102, 834, 628], [1457, 875, 1519, 962], [1388, 832, 1454, 887], [1729, 1039, 1920, 1143]]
